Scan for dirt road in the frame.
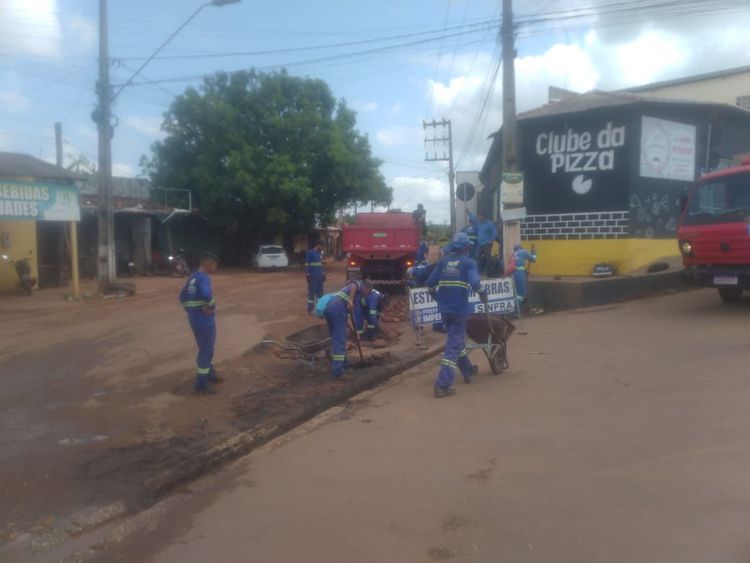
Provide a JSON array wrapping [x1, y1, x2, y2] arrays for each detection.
[[0, 261, 426, 553], [87, 288, 750, 563]]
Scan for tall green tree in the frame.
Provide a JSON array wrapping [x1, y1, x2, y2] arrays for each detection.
[[142, 69, 391, 235]]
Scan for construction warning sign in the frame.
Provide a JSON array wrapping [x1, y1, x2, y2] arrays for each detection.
[[409, 278, 517, 326]]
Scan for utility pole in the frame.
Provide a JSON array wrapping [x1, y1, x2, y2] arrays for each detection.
[[423, 118, 456, 233], [54, 122, 63, 169], [96, 0, 115, 292], [55, 122, 81, 300], [500, 0, 523, 265]]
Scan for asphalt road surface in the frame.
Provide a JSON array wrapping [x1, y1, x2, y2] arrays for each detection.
[[90, 288, 750, 563]]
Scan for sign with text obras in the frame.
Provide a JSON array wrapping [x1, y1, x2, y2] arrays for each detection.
[[409, 278, 517, 326], [0, 180, 80, 221]]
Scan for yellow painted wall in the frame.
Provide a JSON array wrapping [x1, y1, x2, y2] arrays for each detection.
[[526, 238, 679, 276], [0, 220, 38, 291], [631, 71, 750, 107]]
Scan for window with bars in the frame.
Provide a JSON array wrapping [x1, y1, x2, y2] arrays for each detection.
[[738, 95, 750, 111]]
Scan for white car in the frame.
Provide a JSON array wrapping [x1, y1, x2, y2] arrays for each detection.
[[254, 245, 289, 270]]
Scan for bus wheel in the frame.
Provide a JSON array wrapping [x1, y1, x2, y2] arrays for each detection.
[[718, 287, 743, 303]]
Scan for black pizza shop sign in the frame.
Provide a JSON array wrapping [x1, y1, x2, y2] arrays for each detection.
[[534, 123, 626, 195]]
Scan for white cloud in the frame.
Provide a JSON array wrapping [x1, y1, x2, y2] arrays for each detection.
[[0, 0, 61, 58], [76, 125, 97, 142], [391, 102, 403, 115], [0, 89, 31, 114], [389, 175, 450, 224], [352, 100, 379, 113], [0, 2, 96, 60], [376, 125, 422, 149], [113, 163, 135, 178], [63, 13, 97, 54], [125, 116, 163, 138]]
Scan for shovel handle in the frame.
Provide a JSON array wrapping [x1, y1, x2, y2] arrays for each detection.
[[349, 312, 365, 363]]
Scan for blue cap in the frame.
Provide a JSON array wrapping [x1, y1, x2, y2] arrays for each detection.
[[451, 232, 471, 249], [513, 244, 523, 251]]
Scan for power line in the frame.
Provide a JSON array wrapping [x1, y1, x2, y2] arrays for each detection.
[[114, 17, 500, 63], [116, 24, 500, 88]]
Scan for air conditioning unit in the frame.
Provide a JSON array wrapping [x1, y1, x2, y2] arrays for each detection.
[[455, 171, 483, 231]]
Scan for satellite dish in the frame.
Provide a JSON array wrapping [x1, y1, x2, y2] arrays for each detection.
[[456, 182, 476, 202]]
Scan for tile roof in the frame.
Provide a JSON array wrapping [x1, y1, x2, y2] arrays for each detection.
[[0, 152, 78, 181]]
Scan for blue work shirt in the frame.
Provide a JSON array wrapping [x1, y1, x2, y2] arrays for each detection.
[[427, 252, 483, 316], [305, 249, 324, 278], [179, 271, 216, 329], [513, 248, 537, 270], [468, 212, 497, 246], [415, 241, 429, 263]]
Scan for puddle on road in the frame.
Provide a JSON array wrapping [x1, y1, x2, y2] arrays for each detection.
[[58, 435, 109, 447]]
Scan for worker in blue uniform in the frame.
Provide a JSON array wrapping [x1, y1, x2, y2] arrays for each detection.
[[467, 210, 498, 274], [305, 241, 326, 314], [324, 280, 371, 379], [179, 251, 221, 394], [358, 279, 388, 340], [415, 239, 430, 265], [427, 232, 488, 398], [511, 243, 536, 305]]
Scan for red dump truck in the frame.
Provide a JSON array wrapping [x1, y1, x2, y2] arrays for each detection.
[[343, 212, 420, 284], [678, 156, 750, 303]]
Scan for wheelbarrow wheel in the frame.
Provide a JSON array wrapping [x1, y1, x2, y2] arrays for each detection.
[[488, 341, 507, 375]]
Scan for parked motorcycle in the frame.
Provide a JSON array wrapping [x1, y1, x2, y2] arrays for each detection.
[[168, 250, 190, 277], [1, 252, 36, 295]]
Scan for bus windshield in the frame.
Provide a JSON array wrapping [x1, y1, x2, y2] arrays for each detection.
[[684, 172, 750, 223]]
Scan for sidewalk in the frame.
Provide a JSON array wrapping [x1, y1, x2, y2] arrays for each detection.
[[62, 289, 750, 563]]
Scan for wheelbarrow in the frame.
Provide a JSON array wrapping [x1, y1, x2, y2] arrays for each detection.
[[262, 324, 331, 367], [465, 313, 516, 374]]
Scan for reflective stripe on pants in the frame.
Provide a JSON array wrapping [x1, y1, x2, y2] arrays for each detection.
[[307, 276, 325, 312], [192, 324, 216, 389], [435, 313, 473, 389], [324, 301, 348, 377]]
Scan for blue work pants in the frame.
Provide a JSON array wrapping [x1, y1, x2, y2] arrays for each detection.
[[307, 276, 324, 313], [192, 324, 216, 390], [324, 301, 348, 377], [435, 313, 474, 389], [512, 269, 527, 302]]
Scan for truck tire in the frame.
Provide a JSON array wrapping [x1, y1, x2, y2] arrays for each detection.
[[718, 287, 743, 303]]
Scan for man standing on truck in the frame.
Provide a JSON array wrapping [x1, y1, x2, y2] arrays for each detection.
[[428, 232, 488, 398], [305, 241, 326, 314], [412, 203, 427, 237]]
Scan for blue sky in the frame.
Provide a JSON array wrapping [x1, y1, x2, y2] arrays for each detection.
[[2, 0, 750, 223]]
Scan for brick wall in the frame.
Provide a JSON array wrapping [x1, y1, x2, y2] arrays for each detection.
[[520, 210, 630, 241]]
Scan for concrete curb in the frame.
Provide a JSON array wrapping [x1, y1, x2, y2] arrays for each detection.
[[528, 271, 689, 312], [143, 345, 444, 496]]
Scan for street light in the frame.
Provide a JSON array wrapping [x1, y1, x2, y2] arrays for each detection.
[[95, 0, 241, 292], [113, 0, 242, 100]]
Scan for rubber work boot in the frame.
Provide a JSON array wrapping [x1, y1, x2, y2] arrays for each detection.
[[195, 374, 216, 394], [330, 370, 350, 382], [434, 385, 456, 398], [208, 370, 224, 384]]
